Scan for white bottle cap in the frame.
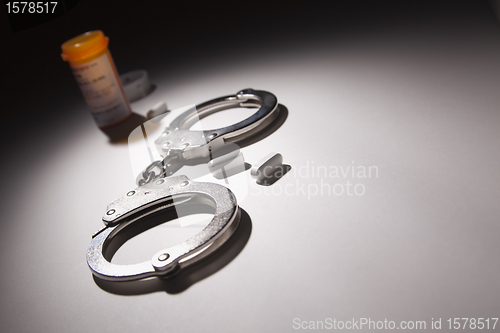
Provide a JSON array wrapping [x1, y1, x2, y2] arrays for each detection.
[[120, 70, 151, 102]]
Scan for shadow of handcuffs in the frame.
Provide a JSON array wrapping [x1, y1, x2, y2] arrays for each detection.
[[87, 89, 288, 294]]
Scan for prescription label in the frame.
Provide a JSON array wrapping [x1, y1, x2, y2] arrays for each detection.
[[71, 52, 131, 128]]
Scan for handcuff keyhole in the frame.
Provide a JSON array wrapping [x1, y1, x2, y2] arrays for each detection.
[[158, 253, 170, 261]]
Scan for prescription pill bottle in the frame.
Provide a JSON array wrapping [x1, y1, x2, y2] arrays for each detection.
[[61, 31, 132, 128]]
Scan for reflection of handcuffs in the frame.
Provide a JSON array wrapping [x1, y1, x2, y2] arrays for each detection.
[[87, 89, 279, 281]]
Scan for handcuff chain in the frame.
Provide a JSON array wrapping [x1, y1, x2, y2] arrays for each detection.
[[138, 154, 179, 186]]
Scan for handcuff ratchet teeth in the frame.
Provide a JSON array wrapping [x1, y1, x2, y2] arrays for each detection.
[[87, 89, 279, 282]]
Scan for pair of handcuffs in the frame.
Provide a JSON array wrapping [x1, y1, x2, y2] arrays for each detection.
[[87, 88, 279, 281]]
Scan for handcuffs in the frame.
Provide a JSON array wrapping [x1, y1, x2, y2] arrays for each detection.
[[87, 88, 279, 281]]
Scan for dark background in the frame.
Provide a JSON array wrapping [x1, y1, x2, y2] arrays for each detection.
[[1, 0, 496, 128]]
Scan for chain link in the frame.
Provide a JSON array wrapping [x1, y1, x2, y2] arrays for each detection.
[[137, 154, 179, 186]]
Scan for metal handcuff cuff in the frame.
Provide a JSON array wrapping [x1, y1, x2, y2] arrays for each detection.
[[87, 88, 279, 281]]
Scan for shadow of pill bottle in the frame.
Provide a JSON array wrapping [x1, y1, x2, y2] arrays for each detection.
[[61, 31, 132, 128]]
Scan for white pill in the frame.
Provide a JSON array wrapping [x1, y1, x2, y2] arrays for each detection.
[[209, 149, 240, 169], [147, 101, 169, 121], [211, 152, 246, 179], [151, 101, 168, 113], [251, 153, 283, 179]]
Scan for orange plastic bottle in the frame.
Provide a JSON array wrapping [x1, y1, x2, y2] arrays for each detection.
[[61, 31, 132, 128]]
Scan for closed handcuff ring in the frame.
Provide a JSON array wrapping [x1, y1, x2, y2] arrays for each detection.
[[87, 89, 279, 281]]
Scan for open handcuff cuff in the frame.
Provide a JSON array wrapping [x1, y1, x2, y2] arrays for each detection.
[[87, 88, 279, 281]]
